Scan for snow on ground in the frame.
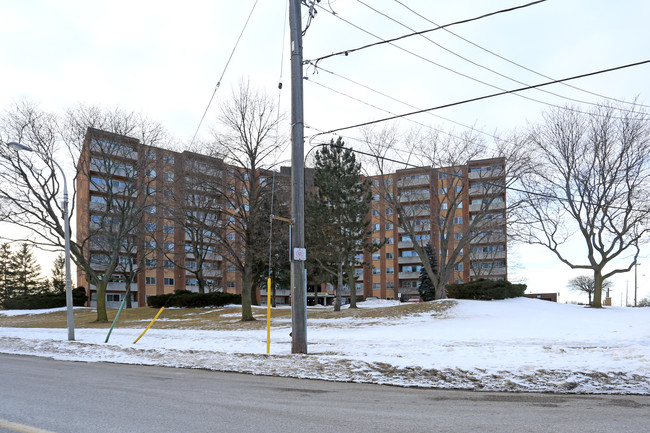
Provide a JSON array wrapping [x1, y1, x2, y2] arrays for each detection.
[[1, 298, 648, 394]]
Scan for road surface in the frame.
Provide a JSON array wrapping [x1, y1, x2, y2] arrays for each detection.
[[0, 353, 648, 432]]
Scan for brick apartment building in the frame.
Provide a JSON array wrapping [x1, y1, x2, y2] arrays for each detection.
[[77, 128, 507, 307]]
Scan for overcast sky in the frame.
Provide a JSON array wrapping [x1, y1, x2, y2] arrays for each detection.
[[2, 0, 649, 304]]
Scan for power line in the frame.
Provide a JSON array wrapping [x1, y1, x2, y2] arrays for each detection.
[[306, 0, 546, 65], [307, 4, 643, 119], [354, 0, 643, 115], [190, 0, 261, 146], [392, 0, 650, 110], [309, 59, 650, 139]]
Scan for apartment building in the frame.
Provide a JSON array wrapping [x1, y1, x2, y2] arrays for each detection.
[[77, 128, 507, 307], [350, 158, 508, 301], [77, 128, 270, 308]]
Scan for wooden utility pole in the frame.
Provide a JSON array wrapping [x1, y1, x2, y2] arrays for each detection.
[[289, 0, 307, 354]]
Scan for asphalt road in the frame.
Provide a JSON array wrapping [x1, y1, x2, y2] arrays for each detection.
[[0, 353, 648, 433]]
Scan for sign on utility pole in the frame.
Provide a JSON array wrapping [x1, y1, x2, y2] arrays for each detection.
[[289, 0, 307, 354]]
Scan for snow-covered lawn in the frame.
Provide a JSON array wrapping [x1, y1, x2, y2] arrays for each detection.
[[1, 298, 648, 394]]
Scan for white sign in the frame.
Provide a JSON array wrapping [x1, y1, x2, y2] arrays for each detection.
[[293, 247, 306, 261]]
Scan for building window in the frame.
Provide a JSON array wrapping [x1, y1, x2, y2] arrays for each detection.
[[455, 263, 464, 271], [438, 172, 447, 179], [145, 223, 156, 232], [145, 241, 156, 250], [145, 258, 156, 267], [385, 208, 393, 215], [107, 294, 121, 302], [454, 232, 463, 240], [372, 179, 380, 186], [372, 224, 381, 231], [372, 194, 379, 201], [226, 265, 236, 273], [386, 237, 394, 244], [372, 268, 381, 275], [372, 238, 381, 245], [163, 155, 175, 164], [163, 242, 174, 251], [386, 267, 394, 274], [163, 172, 174, 182], [386, 252, 394, 259], [372, 253, 380, 261], [164, 278, 175, 286], [438, 187, 448, 194], [226, 233, 236, 241], [146, 205, 156, 214], [163, 260, 174, 269], [146, 150, 157, 160], [385, 223, 393, 230], [145, 276, 156, 285], [145, 168, 156, 178], [372, 209, 380, 216], [163, 224, 174, 234], [227, 281, 236, 289], [454, 216, 463, 224], [372, 283, 381, 290]]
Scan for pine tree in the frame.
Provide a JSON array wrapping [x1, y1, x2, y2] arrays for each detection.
[[307, 137, 372, 311], [10, 243, 45, 297], [0, 243, 14, 304], [51, 253, 66, 294], [418, 243, 438, 302]]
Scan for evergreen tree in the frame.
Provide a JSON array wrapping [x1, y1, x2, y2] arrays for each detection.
[[0, 243, 14, 304], [307, 137, 372, 311], [51, 253, 66, 294], [418, 243, 438, 302], [10, 243, 45, 297]]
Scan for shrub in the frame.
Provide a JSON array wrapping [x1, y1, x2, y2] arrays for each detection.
[[147, 289, 241, 308], [2, 287, 88, 310], [446, 279, 526, 301]]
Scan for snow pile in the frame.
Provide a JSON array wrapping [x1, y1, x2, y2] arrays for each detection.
[[1, 298, 648, 394]]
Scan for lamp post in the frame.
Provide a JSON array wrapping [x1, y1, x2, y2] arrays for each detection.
[[8, 141, 75, 341], [634, 262, 641, 307]]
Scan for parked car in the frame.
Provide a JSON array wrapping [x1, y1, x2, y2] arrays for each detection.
[[405, 296, 422, 303], [365, 296, 380, 301]]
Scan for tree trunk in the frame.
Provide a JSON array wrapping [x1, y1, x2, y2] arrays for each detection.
[[347, 264, 357, 309], [334, 262, 343, 311], [592, 271, 604, 308], [124, 285, 132, 309], [241, 262, 255, 321], [95, 279, 108, 322]]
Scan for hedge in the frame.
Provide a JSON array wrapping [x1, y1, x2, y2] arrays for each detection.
[[446, 279, 526, 300], [146, 289, 241, 308], [2, 287, 89, 310]]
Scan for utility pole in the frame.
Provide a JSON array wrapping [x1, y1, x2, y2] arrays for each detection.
[[289, 0, 307, 354]]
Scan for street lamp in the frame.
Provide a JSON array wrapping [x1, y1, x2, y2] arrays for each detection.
[[8, 141, 75, 341]]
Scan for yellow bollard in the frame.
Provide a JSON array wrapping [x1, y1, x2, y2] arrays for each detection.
[[133, 307, 165, 344], [266, 278, 271, 354]]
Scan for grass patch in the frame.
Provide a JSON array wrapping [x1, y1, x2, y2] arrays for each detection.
[[0, 300, 456, 330]]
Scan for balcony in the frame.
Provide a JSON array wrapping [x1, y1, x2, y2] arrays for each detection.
[[470, 251, 507, 260], [398, 241, 414, 249], [468, 168, 505, 180], [106, 282, 138, 292], [397, 176, 430, 188], [398, 191, 430, 203], [398, 271, 420, 279], [469, 201, 505, 213], [470, 233, 506, 244], [398, 255, 422, 264], [470, 266, 506, 277]]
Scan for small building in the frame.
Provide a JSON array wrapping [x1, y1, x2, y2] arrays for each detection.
[[523, 293, 558, 302]]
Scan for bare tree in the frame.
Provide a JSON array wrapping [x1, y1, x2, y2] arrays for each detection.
[[568, 275, 612, 306], [208, 81, 285, 321], [363, 125, 529, 300], [515, 103, 650, 308], [0, 101, 168, 321]]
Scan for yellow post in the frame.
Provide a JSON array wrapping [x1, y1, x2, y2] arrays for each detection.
[[266, 277, 271, 354], [133, 307, 165, 344]]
